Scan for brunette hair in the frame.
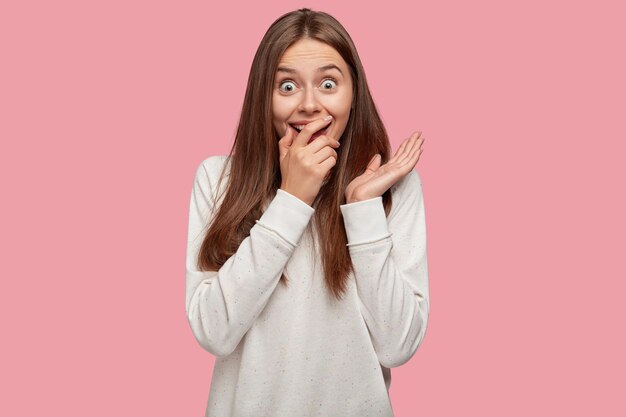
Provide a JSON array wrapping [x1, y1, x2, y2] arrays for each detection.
[[197, 8, 393, 301]]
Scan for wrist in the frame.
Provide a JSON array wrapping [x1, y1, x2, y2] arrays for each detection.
[[345, 193, 366, 204], [280, 187, 313, 207]]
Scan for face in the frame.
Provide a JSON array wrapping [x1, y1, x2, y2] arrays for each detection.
[[272, 38, 353, 143]]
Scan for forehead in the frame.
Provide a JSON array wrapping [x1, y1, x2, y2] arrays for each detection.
[[278, 38, 347, 69]]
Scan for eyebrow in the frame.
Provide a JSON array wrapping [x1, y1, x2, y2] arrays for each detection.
[[276, 64, 343, 75]]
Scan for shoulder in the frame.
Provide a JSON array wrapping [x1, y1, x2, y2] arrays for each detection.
[[192, 155, 231, 204], [194, 155, 231, 185], [198, 155, 230, 177]]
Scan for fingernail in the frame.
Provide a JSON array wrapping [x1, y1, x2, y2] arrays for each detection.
[[323, 115, 333, 121], [285, 126, 289, 135]]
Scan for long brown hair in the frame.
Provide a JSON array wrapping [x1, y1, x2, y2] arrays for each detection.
[[197, 8, 393, 301]]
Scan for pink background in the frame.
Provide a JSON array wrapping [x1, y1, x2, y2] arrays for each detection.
[[2, 0, 624, 415]]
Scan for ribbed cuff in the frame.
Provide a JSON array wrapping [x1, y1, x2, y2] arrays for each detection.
[[255, 189, 315, 247], [340, 196, 391, 246]]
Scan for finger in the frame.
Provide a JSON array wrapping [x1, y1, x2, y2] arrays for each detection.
[[396, 132, 422, 166], [389, 131, 419, 164], [388, 139, 409, 165], [278, 126, 294, 159], [283, 124, 295, 145], [401, 148, 423, 172], [400, 137, 424, 169], [318, 153, 338, 172], [307, 134, 339, 153], [311, 146, 338, 164], [292, 116, 334, 148], [365, 154, 381, 173], [410, 146, 424, 166]]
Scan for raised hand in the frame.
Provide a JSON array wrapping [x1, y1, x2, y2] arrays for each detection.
[[345, 131, 424, 204]]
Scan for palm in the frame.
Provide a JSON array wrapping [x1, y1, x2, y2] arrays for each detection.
[[345, 131, 424, 203]]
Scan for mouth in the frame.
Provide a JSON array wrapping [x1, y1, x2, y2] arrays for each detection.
[[289, 122, 331, 143]]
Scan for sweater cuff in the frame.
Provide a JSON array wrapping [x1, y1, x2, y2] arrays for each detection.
[[255, 188, 315, 247], [340, 196, 391, 246]]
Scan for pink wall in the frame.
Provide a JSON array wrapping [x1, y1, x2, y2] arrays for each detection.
[[2, 0, 624, 415]]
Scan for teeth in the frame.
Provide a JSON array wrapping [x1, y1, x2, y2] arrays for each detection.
[[291, 123, 330, 132]]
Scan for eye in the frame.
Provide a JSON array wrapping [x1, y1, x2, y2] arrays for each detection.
[[321, 78, 338, 90], [278, 80, 297, 93]]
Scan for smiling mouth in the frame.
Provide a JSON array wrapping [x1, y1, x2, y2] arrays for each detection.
[[289, 123, 331, 138]]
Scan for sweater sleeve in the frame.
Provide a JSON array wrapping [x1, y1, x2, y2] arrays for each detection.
[[185, 156, 315, 357], [339, 169, 430, 368]]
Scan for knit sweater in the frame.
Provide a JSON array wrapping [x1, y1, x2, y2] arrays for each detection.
[[185, 155, 430, 417]]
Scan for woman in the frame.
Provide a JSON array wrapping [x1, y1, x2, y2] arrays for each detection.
[[185, 8, 428, 416]]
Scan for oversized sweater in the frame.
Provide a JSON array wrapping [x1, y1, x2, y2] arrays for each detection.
[[185, 155, 430, 417]]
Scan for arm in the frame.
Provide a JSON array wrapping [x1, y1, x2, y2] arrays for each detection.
[[185, 156, 315, 357], [339, 169, 430, 368]]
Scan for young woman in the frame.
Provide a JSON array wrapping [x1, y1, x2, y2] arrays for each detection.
[[185, 8, 429, 416]]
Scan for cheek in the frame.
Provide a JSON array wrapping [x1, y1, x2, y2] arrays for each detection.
[[271, 93, 282, 113], [329, 95, 352, 124], [329, 93, 352, 134], [272, 96, 293, 120], [331, 91, 352, 113]]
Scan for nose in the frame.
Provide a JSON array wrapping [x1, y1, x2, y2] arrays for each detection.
[[297, 87, 322, 114]]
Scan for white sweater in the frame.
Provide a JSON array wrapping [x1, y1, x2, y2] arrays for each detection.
[[185, 155, 430, 417]]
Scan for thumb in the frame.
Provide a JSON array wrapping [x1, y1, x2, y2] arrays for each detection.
[[278, 126, 293, 159], [365, 154, 381, 172]]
